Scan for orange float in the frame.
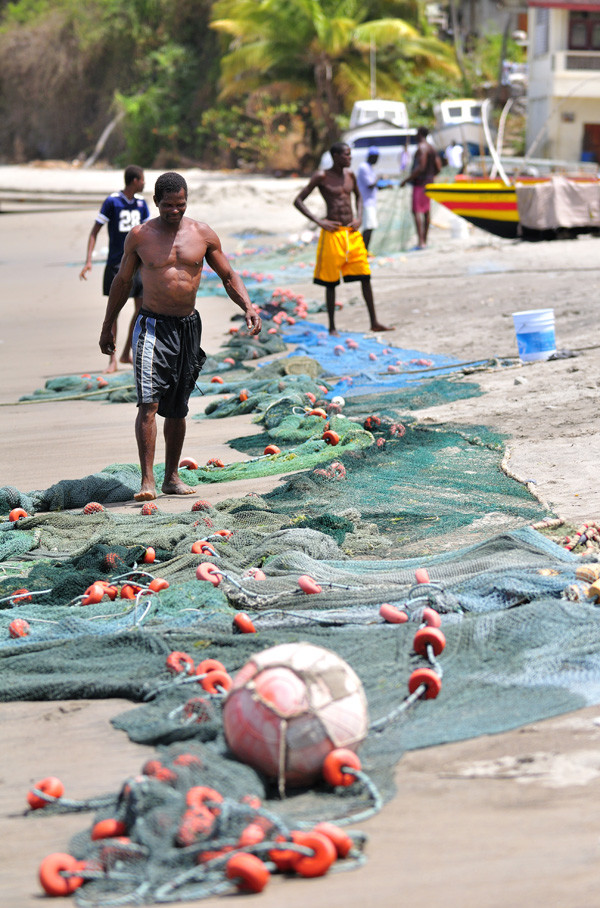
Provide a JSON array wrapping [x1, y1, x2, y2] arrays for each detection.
[[408, 666, 442, 699], [199, 669, 232, 694], [27, 776, 65, 809], [120, 583, 141, 600], [186, 786, 223, 812], [207, 458, 225, 468], [9, 618, 30, 638], [11, 588, 32, 604], [225, 853, 270, 893], [322, 748, 361, 787], [210, 375, 224, 384], [413, 627, 446, 657], [82, 502, 105, 514], [237, 822, 265, 848], [239, 389, 249, 402], [268, 836, 298, 872], [196, 563, 223, 585], [263, 444, 280, 455], [8, 508, 28, 522], [148, 577, 169, 592], [143, 547, 156, 564], [39, 853, 85, 897], [313, 822, 354, 858], [196, 658, 226, 676], [179, 457, 199, 470], [297, 574, 322, 594], [166, 651, 195, 675], [379, 603, 408, 624], [308, 408, 327, 419], [233, 612, 256, 634], [290, 830, 337, 877], [214, 529, 233, 538], [322, 430, 339, 446], [421, 607, 442, 628], [91, 818, 127, 840], [81, 582, 106, 606], [191, 499, 212, 512], [415, 567, 430, 584]]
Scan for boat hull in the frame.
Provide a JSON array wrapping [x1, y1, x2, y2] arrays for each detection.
[[425, 181, 520, 239]]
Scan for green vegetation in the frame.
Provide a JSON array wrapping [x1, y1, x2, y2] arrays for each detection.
[[0, 0, 468, 170]]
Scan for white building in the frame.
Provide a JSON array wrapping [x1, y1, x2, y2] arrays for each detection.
[[527, 0, 600, 162]]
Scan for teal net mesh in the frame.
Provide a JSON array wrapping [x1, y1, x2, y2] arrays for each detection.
[[5, 269, 596, 905]]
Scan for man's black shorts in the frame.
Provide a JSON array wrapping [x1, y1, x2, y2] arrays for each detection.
[[132, 308, 207, 419], [103, 262, 143, 298]]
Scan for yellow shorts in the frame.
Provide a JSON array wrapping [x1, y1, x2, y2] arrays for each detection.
[[313, 227, 371, 287]]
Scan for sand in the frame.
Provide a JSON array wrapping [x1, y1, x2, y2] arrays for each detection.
[[1, 164, 600, 907]]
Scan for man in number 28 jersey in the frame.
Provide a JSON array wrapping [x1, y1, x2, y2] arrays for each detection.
[[80, 165, 150, 372]]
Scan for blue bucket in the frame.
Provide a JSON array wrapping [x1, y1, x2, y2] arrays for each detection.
[[512, 309, 556, 362]]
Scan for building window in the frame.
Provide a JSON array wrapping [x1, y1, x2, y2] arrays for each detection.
[[569, 12, 600, 51], [534, 8, 549, 57]]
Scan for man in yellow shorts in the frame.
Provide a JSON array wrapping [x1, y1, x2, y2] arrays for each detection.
[[294, 142, 394, 336]]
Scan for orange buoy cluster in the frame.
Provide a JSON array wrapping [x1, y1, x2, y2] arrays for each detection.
[[77, 574, 170, 606], [206, 458, 225, 469], [164, 650, 233, 693], [141, 501, 158, 515], [35, 739, 367, 901]]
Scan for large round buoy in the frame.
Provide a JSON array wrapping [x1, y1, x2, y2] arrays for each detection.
[[222, 642, 368, 788]]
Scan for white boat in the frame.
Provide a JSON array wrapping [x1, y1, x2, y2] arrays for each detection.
[[320, 100, 418, 176], [431, 98, 495, 157]]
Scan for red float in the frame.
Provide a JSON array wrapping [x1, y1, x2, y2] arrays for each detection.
[[196, 562, 222, 585], [233, 612, 256, 634], [27, 776, 65, 809], [9, 618, 30, 638], [413, 626, 446, 657], [290, 830, 337, 877], [39, 853, 85, 897], [322, 748, 361, 787], [408, 667, 442, 699], [379, 603, 408, 624], [225, 853, 270, 893]]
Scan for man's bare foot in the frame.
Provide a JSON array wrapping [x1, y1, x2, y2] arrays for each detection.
[[119, 354, 133, 366], [370, 323, 395, 332], [134, 487, 157, 501], [104, 357, 118, 374], [162, 480, 197, 495]]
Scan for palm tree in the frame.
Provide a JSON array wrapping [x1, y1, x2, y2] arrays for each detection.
[[211, 0, 458, 148]]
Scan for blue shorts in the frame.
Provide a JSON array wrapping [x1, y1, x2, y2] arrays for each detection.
[[133, 308, 207, 418], [103, 262, 143, 298]]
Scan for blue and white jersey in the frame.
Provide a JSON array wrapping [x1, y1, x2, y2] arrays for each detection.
[[96, 192, 150, 266]]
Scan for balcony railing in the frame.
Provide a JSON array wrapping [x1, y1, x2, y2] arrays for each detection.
[[553, 50, 600, 72]]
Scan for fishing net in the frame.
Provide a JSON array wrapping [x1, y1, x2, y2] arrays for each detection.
[[3, 268, 591, 904]]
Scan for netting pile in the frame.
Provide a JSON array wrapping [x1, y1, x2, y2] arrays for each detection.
[[4, 272, 598, 903]]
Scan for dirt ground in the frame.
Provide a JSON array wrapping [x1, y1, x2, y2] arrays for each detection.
[[1, 165, 600, 907]]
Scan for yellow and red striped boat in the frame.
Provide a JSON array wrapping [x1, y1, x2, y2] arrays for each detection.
[[426, 173, 600, 239], [425, 178, 520, 238]]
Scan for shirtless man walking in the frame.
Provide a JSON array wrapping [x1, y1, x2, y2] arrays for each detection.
[[294, 142, 392, 336], [99, 171, 261, 502]]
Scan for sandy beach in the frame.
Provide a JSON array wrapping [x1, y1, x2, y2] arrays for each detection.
[[1, 164, 600, 907]]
